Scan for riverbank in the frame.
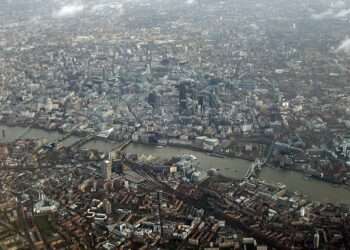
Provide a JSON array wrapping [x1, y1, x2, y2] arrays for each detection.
[[0, 120, 89, 138], [1, 124, 350, 204], [134, 141, 256, 162], [265, 163, 349, 187], [0, 121, 250, 164], [0, 120, 256, 162]]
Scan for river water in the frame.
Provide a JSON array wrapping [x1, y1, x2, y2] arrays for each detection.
[[1, 125, 349, 205]]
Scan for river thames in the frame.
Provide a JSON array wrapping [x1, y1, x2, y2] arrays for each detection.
[[1, 125, 349, 205]]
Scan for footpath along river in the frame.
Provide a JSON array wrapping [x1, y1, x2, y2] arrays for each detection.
[[1, 125, 350, 205]]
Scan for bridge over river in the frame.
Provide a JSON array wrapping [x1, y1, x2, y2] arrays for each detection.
[[1, 125, 350, 205]]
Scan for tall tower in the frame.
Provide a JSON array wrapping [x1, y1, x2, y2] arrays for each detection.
[[103, 160, 112, 180], [0, 73, 6, 97], [104, 199, 112, 215], [146, 46, 153, 75], [179, 82, 187, 115], [157, 191, 163, 239], [313, 232, 320, 249]]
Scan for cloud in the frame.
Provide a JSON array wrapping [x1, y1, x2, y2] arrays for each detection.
[[311, 0, 350, 20], [311, 9, 334, 20], [54, 3, 84, 18], [332, 1, 346, 9], [52, 1, 128, 18], [90, 2, 124, 14], [311, 7, 350, 20], [186, 0, 196, 4], [336, 38, 350, 54], [334, 8, 350, 18]]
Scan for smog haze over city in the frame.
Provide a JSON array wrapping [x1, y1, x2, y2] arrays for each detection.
[[1, 0, 350, 249]]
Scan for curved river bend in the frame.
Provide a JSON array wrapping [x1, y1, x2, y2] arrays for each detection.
[[1, 125, 349, 205]]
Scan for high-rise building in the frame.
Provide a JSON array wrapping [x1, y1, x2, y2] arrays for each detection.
[[147, 91, 161, 109], [104, 199, 112, 215], [314, 232, 320, 249], [179, 82, 187, 115], [103, 160, 112, 180]]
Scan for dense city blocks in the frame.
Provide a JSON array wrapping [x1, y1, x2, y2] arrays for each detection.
[[1, 0, 350, 249]]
